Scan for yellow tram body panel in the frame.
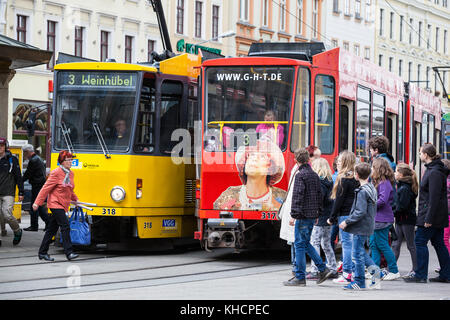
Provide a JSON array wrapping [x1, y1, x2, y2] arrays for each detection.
[[50, 153, 195, 239]]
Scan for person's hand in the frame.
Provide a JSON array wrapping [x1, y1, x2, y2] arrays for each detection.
[[32, 203, 39, 211], [18, 195, 24, 202], [424, 223, 432, 228], [339, 221, 347, 230], [289, 218, 295, 226]]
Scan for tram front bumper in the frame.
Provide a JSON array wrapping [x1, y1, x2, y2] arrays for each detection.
[[206, 218, 241, 248]]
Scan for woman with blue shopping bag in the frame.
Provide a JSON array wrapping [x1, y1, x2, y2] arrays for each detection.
[[33, 150, 80, 261]]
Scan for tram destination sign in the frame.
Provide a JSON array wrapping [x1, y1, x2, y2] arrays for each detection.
[[58, 71, 137, 90]]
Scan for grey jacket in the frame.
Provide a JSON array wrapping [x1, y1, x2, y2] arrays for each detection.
[[344, 182, 378, 236]]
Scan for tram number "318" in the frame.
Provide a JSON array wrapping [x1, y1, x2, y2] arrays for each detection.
[[260, 212, 277, 220], [102, 208, 116, 215]]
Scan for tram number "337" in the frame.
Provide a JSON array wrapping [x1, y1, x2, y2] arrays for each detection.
[[260, 212, 277, 220], [102, 208, 116, 215]]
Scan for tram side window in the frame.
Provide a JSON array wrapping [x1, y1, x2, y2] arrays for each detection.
[[134, 78, 156, 153], [428, 114, 435, 145], [159, 80, 183, 153], [291, 68, 310, 151], [372, 91, 385, 137], [421, 112, 428, 145], [356, 86, 371, 161], [397, 101, 404, 162], [314, 75, 335, 154]]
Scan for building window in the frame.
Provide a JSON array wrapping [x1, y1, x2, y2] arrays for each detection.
[[74, 26, 83, 57], [444, 29, 448, 54], [354, 44, 360, 56], [355, 0, 361, 18], [17, 15, 27, 43], [399, 15, 404, 42], [125, 35, 133, 63], [378, 54, 383, 67], [365, 0, 371, 21], [280, 0, 286, 31], [417, 64, 421, 86], [379, 9, 384, 36], [389, 57, 393, 72], [47, 21, 56, 70], [426, 66, 430, 90], [343, 41, 349, 51], [212, 5, 219, 39], [263, 0, 269, 27], [333, 0, 339, 13], [364, 47, 370, 60], [195, 1, 203, 38], [418, 21, 422, 47], [312, 0, 318, 38], [436, 27, 439, 52], [344, 0, 350, 15], [399, 59, 403, 77], [332, 39, 339, 48], [408, 62, 412, 82], [389, 12, 394, 39], [147, 39, 155, 61], [427, 24, 432, 49], [297, 0, 303, 34], [409, 18, 413, 44], [240, 0, 249, 21], [176, 0, 184, 34], [100, 31, 109, 62]]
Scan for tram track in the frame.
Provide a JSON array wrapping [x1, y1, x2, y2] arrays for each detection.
[[0, 259, 287, 300]]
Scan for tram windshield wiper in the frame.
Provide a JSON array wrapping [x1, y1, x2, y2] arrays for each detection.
[[60, 122, 75, 154], [92, 122, 111, 159]]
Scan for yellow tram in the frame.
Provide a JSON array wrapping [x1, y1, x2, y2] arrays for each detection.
[[51, 54, 201, 249]]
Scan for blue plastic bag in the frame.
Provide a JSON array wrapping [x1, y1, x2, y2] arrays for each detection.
[[68, 207, 91, 246]]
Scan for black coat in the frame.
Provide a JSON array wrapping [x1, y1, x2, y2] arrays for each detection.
[[316, 177, 333, 226], [0, 151, 24, 197], [393, 180, 417, 226], [290, 164, 323, 220], [328, 177, 360, 224], [417, 159, 449, 228], [23, 153, 46, 189]]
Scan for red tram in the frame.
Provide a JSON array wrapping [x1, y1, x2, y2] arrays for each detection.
[[194, 42, 443, 250]]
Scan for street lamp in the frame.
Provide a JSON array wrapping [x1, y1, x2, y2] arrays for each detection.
[[190, 30, 236, 54]]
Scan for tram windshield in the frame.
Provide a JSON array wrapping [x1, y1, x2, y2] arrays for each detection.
[[205, 66, 294, 151], [53, 71, 137, 153]]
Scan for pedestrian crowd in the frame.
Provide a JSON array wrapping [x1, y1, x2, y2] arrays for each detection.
[[280, 136, 450, 290]]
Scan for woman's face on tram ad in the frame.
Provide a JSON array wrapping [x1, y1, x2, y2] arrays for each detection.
[[244, 151, 271, 177]]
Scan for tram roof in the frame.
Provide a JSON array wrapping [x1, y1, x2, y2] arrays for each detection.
[[54, 61, 158, 73]]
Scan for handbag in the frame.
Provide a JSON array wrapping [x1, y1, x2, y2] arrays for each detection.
[[67, 206, 91, 246]]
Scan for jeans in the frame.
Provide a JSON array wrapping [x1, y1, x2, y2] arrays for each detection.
[[289, 242, 297, 273], [414, 226, 450, 280], [39, 208, 73, 256], [294, 219, 326, 280], [330, 224, 339, 250], [392, 224, 417, 271], [370, 225, 399, 274], [338, 216, 353, 274]]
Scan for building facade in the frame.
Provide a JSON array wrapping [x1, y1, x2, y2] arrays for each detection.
[[374, 0, 449, 112]]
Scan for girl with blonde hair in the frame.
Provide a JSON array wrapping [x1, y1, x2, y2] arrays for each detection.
[[307, 158, 338, 279], [370, 157, 400, 280], [327, 151, 360, 283]]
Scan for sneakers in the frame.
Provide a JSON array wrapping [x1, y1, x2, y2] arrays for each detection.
[[382, 272, 401, 281], [429, 276, 450, 283], [24, 226, 38, 232], [317, 268, 333, 284], [343, 281, 365, 290], [329, 271, 339, 279], [333, 272, 352, 284], [283, 277, 306, 287], [306, 272, 319, 280], [403, 275, 427, 283], [13, 229, 22, 245]]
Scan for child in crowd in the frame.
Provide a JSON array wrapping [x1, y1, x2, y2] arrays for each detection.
[[327, 151, 360, 284], [391, 163, 418, 277], [339, 162, 380, 290], [308, 158, 338, 279], [370, 157, 401, 280]]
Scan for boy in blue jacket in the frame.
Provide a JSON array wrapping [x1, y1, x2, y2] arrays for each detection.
[[339, 162, 381, 290]]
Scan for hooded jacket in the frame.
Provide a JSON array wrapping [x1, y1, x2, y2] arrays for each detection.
[[0, 151, 24, 197], [344, 182, 377, 236], [393, 179, 417, 225], [417, 158, 449, 228], [316, 177, 333, 226], [375, 179, 395, 223]]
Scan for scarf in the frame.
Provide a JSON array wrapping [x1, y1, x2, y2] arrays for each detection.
[[59, 165, 71, 186]]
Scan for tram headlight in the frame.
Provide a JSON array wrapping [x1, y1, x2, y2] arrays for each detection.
[[110, 186, 126, 202]]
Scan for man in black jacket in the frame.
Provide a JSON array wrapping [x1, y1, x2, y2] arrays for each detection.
[[22, 144, 49, 231], [0, 137, 24, 246], [283, 148, 333, 287], [404, 143, 450, 283]]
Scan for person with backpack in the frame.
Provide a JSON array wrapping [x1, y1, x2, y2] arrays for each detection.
[[0, 137, 24, 247]]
